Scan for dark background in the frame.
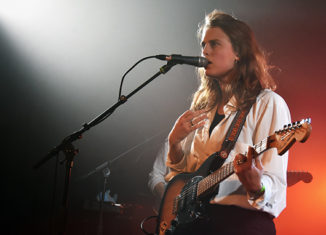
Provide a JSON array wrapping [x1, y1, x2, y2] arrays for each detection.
[[1, 0, 326, 234]]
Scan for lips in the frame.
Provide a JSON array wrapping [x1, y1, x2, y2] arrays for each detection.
[[205, 61, 212, 68]]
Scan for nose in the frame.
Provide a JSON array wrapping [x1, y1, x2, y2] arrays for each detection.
[[202, 43, 210, 57]]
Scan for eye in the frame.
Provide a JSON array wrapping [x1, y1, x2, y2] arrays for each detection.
[[209, 40, 220, 48], [201, 41, 206, 49], [201, 40, 220, 50]]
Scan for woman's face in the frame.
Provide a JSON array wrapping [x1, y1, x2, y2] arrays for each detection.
[[201, 27, 239, 79]]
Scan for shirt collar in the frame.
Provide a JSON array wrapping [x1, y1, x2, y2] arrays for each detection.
[[223, 96, 238, 116]]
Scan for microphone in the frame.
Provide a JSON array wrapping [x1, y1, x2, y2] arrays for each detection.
[[155, 54, 208, 67]]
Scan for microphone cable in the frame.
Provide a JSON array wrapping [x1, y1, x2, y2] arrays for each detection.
[[118, 55, 157, 102], [140, 215, 158, 235], [93, 55, 156, 125]]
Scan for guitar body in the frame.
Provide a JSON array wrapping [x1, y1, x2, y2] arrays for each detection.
[[156, 152, 225, 235]]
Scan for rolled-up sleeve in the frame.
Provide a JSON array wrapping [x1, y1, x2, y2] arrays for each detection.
[[148, 140, 169, 193], [248, 92, 291, 217]]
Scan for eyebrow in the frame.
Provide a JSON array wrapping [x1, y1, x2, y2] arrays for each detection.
[[201, 39, 221, 48]]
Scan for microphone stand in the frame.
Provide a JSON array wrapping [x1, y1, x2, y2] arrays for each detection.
[[33, 61, 176, 234], [97, 166, 110, 235]]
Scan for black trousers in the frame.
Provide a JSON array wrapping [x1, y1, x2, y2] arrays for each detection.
[[172, 204, 276, 235]]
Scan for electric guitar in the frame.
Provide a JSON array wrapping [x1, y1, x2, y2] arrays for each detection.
[[156, 118, 312, 235]]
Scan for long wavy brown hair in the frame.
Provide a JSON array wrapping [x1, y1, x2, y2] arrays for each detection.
[[191, 10, 276, 111]]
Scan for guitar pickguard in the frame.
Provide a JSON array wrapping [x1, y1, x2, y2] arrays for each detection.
[[175, 176, 204, 224]]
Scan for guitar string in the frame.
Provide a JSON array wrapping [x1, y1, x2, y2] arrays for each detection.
[[177, 160, 234, 204], [174, 137, 269, 205], [175, 161, 235, 207], [174, 138, 268, 203]]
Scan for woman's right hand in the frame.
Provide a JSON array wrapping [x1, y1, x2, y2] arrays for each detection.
[[167, 109, 207, 163]]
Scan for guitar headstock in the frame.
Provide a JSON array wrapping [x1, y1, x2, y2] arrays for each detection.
[[269, 118, 312, 155]]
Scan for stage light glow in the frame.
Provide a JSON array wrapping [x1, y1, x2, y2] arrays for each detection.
[[0, 0, 49, 24], [0, 0, 118, 90]]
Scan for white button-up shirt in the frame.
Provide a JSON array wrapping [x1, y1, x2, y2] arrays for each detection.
[[166, 89, 291, 217]]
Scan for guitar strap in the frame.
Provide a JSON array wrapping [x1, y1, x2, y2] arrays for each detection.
[[218, 105, 252, 161], [165, 105, 253, 182]]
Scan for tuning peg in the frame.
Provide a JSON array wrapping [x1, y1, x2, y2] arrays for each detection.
[[293, 122, 298, 128], [283, 125, 288, 131], [285, 124, 291, 131]]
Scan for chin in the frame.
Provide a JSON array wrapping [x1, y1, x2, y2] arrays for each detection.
[[204, 70, 218, 78], [204, 68, 212, 76], [205, 67, 234, 80]]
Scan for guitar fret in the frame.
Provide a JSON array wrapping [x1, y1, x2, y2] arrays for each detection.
[[219, 168, 222, 180], [254, 137, 268, 155]]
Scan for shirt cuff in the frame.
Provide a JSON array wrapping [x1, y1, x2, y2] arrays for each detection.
[[247, 177, 271, 209]]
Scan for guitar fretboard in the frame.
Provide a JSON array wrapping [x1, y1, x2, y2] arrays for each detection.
[[197, 136, 270, 197]]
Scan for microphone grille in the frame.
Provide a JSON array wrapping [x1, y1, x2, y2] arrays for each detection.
[[198, 57, 209, 67]]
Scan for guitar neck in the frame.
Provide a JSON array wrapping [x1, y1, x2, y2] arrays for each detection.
[[254, 136, 270, 155], [197, 161, 234, 196], [197, 136, 269, 197]]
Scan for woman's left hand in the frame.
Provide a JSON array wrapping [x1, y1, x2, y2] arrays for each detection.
[[234, 146, 264, 193]]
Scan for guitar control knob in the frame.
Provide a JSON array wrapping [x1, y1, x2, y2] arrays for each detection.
[[171, 219, 178, 227]]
